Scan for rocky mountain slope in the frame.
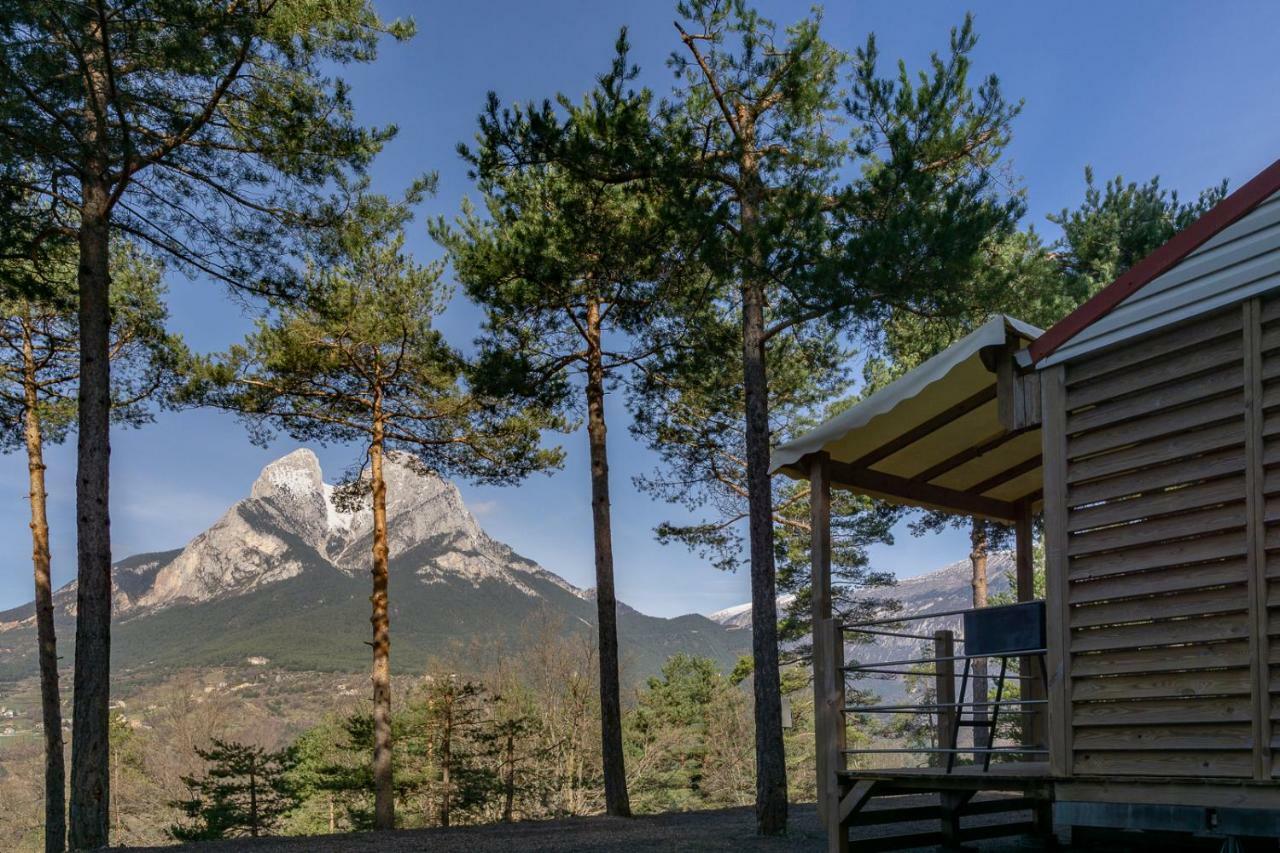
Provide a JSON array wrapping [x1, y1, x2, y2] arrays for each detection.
[[0, 450, 748, 683]]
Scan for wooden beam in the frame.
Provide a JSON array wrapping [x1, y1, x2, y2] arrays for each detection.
[[848, 385, 997, 469], [1040, 364, 1073, 777], [1019, 371, 1043, 429], [911, 428, 1024, 484], [837, 780, 876, 826], [808, 452, 833, 825], [827, 458, 1020, 522], [831, 619, 846, 777], [1056, 778, 1280, 810], [1243, 298, 1272, 781], [940, 791, 976, 847], [965, 454, 1042, 496], [999, 340, 1044, 433], [997, 341, 1019, 431]]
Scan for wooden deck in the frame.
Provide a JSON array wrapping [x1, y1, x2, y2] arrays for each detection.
[[842, 762, 1052, 789]]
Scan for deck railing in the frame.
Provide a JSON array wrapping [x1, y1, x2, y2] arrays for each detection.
[[833, 602, 1050, 772]]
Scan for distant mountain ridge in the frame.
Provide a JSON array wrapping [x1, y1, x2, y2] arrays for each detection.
[[707, 553, 1015, 666], [0, 449, 748, 682]]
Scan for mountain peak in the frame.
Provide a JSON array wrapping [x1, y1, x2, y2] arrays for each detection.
[[68, 447, 591, 614], [250, 448, 325, 502]]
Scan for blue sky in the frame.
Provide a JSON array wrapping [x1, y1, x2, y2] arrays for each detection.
[[2, 0, 1279, 616]]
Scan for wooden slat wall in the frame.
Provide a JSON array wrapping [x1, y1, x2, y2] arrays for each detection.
[[1057, 303, 1266, 779]]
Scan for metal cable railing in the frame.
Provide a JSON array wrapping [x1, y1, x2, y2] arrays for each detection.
[[839, 602, 1050, 772]]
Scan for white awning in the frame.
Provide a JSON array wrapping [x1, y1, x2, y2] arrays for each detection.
[[771, 315, 1044, 521]]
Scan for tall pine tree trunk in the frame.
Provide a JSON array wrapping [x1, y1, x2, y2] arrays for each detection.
[[70, 172, 114, 851], [584, 299, 630, 817], [440, 703, 452, 828], [370, 393, 395, 830], [248, 763, 259, 837], [502, 729, 515, 822], [740, 161, 788, 835], [742, 279, 787, 834], [22, 323, 65, 853], [970, 521, 989, 756], [70, 16, 115, 843]]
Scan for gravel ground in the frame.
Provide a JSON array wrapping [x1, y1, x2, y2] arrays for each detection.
[[122, 802, 1065, 853]]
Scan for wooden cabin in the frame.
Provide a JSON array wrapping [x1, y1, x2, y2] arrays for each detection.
[[773, 157, 1280, 850]]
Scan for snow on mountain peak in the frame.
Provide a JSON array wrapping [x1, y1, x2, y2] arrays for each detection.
[[321, 482, 353, 534], [709, 594, 795, 630]]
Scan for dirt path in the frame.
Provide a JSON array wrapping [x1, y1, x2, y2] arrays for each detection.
[[123, 803, 1063, 852]]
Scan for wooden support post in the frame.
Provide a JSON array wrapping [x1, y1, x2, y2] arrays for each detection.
[[940, 791, 973, 849], [997, 337, 1042, 432], [810, 453, 833, 824], [814, 618, 833, 829], [1243, 298, 1273, 781], [934, 630, 956, 770], [1015, 499, 1035, 602], [810, 452, 833, 623], [1041, 364, 1073, 778], [1015, 500, 1045, 758], [1032, 797, 1056, 844], [819, 617, 848, 853]]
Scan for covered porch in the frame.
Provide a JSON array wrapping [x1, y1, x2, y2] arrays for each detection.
[[770, 316, 1053, 851]]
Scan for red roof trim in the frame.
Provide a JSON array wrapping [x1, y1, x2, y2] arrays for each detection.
[[1029, 157, 1280, 364]]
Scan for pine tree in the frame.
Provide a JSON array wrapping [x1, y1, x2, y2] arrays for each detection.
[[0, 5, 410, 843], [632, 319, 901, 663], [862, 169, 1232, 380], [188, 186, 562, 831], [473, 696, 542, 824], [484, 717, 534, 824], [626, 654, 723, 812], [1048, 168, 1228, 311], [300, 713, 384, 831], [169, 740, 299, 841], [0, 238, 180, 853], [406, 676, 494, 827], [281, 716, 356, 835], [438, 32, 691, 819], [661, 4, 1021, 831]]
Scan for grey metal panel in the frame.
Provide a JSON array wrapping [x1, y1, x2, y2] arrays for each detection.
[[1042, 274, 1280, 367], [1042, 189, 1280, 368], [1079, 251, 1280, 339], [1189, 191, 1280, 257], [1056, 801, 1280, 839], [1135, 212, 1280, 303], [1109, 231, 1280, 319]]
